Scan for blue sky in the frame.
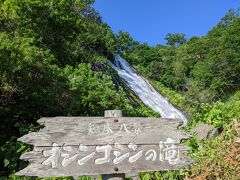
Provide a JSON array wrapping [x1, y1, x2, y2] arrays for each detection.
[[94, 0, 239, 46]]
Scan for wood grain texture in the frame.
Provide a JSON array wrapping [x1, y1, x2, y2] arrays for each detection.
[[16, 144, 192, 177], [102, 110, 125, 180], [18, 117, 189, 146], [104, 110, 123, 118], [16, 115, 193, 178]]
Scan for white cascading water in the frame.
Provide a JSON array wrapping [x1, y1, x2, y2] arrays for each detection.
[[108, 55, 187, 125]]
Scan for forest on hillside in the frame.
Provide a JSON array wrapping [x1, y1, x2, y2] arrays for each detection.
[[0, 0, 239, 179]]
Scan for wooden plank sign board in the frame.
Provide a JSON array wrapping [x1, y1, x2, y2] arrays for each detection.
[[16, 113, 193, 178]]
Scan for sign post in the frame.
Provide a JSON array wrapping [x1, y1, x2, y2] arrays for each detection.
[[16, 110, 193, 179], [102, 110, 125, 180]]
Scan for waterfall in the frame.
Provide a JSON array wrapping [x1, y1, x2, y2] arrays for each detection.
[[108, 55, 187, 125]]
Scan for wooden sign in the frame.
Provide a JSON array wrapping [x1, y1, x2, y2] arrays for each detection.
[[16, 111, 193, 178]]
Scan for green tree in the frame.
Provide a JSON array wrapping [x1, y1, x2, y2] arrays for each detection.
[[219, 8, 240, 26], [115, 30, 138, 52], [165, 33, 187, 46]]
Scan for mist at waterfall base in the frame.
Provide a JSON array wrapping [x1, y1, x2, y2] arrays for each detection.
[[108, 55, 187, 125]]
